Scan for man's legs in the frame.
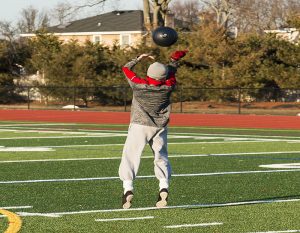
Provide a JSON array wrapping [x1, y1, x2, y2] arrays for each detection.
[[150, 127, 171, 189], [149, 127, 171, 207], [119, 124, 147, 192], [119, 123, 158, 208]]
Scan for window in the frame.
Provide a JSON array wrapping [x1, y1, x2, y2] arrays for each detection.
[[120, 34, 130, 47], [93, 35, 101, 43]]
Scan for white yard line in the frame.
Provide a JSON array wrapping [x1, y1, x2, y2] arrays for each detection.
[[0, 127, 299, 143], [163, 222, 223, 228], [0, 135, 298, 143], [0, 123, 78, 127], [0, 127, 127, 134], [44, 141, 267, 147], [95, 216, 154, 222], [1, 151, 300, 163], [171, 132, 300, 139], [1, 126, 299, 139], [0, 147, 55, 152], [1, 169, 300, 184], [0, 157, 123, 163], [247, 230, 300, 233], [0, 134, 126, 139], [43, 144, 124, 148], [209, 151, 300, 156], [14, 198, 300, 218], [260, 163, 300, 169], [0, 206, 32, 210], [169, 135, 300, 142]]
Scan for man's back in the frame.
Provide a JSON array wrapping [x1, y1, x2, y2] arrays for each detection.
[[130, 82, 175, 128]]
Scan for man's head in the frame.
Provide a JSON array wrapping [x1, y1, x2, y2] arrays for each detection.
[[147, 62, 168, 81]]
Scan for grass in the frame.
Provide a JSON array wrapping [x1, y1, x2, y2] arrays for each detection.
[[0, 121, 299, 232]]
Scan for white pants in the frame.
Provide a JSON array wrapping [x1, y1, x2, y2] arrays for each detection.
[[119, 123, 171, 192]]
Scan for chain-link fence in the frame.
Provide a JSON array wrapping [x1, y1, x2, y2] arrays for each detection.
[[0, 85, 300, 115]]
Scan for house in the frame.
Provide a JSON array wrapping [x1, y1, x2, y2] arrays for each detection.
[[264, 28, 300, 44], [21, 10, 147, 47], [20, 10, 184, 47]]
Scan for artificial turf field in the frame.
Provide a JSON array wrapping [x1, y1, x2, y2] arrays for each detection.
[[0, 121, 299, 233]]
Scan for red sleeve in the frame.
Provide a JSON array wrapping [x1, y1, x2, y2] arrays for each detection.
[[165, 73, 176, 86], [122, 67, 147, 84]]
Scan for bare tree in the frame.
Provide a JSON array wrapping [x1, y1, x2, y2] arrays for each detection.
[[66, 0, 173, 31], [141, 0, 174, 30], [200, 0, 234, 28], [0, 21, 20, 73], [233, 0, 300, 33], [17, 6, 50, 33], [171, 0, 202, 26], [0, 21, 17, 42], [51, 2, 75, 25], [143, 0, 152, 30], [199, 0, 300, 33]]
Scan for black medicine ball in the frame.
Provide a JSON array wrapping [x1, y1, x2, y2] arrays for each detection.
[[152, 27, 178, 47]]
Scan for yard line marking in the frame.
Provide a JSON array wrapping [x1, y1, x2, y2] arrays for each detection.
[[0, 157, 125, 163], [0, 157, 124, 163], [1, 169, 300, 184], [163, 222, 223, 228], [172, 132, 300, 140], [0, 147, 54, 152], [1, 126, 298, 139], [0, 134, 126, 140], [1, 151, 300, 163], [43, 144, 125, 148], [0, 134, 298, 143], [0, 209, 22, 233], [0, 177, 119, 184], [95, 216, 154, 222], [15, 212, 61, 218], [0, 127, 127, 134], [0, 155, 207, 163], [209, 151, 300, 156], [39, 141, 263, 147], [0, 206, 32, 210], [0, 123, 77, 127], [260, 163, 300, 169], [169, 135, 300, 142], [247, 230, 300, 233], [15, 198, 300, 218]]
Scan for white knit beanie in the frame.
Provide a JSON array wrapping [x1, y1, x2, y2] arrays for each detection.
[[147, 62, 168, 80]]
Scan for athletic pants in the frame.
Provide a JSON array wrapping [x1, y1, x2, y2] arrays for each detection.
[[119, 123, 171, 192]]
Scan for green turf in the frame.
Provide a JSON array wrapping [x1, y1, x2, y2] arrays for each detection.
[[0, 122, 299, 233]]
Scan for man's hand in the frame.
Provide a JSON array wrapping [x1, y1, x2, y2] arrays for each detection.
[[137, 54, 155, 61], [170, 50, 188, 61]]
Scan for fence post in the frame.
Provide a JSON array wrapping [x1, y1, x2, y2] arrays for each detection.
[[238, 88, 241, 114], [180, 86, 183, 113], [124, 86, 127, 112], [73, 86, 76, 111], [27, 86, 30, 110]]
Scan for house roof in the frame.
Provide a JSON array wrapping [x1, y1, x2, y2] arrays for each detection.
[[47, 10, 145, 33]]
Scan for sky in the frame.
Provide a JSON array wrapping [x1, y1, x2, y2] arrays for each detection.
[[0, 0, 143, 24]]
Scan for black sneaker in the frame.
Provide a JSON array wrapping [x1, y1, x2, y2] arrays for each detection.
[[156, 188, 168, 208], [122, 191, 134, 209]]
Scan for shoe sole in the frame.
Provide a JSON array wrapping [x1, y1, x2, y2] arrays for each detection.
[[156, 191, 168, 208], [122, 194, 133, 209]]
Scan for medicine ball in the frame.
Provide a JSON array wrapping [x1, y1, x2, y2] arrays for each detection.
[[152, 27, 178, 47]]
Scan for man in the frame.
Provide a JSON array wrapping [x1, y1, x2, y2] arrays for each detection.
[[119, 50, 187, 209]]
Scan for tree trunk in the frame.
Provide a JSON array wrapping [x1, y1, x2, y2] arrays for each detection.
[[143, 0, 152, 31], [153, 4, 161, 29]]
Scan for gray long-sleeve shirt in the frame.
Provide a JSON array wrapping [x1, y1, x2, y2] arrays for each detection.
[[122, 58, 178, 128]]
